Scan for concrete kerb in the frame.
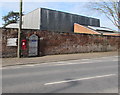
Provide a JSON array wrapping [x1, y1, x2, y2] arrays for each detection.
[[2, 51, 118, 67]]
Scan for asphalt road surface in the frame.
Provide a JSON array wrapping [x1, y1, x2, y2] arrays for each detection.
[[2, 56, 118, 93]]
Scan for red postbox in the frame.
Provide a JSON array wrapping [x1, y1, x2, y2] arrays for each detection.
[[22, 40, 27, 50]]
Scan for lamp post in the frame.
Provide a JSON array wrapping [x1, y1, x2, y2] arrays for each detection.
[[17, 0, 22, 58]]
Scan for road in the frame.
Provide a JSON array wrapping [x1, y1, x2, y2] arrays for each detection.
[[2, 56, 118, 93]]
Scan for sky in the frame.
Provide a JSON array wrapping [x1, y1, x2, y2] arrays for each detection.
[[0, 0, 118, 31]]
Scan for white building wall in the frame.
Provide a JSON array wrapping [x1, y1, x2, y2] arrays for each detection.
[[22, 8, 41, 29]]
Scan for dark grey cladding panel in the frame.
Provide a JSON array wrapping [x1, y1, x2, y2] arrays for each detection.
[[41, 9, 47, 30], [94, 19, 99, 27], [85, 17, 90, 25], [40, 8, 100, 32], [97, 19, 100, 27], [79, 16, 85, 25], [54, 11, 59, 31]]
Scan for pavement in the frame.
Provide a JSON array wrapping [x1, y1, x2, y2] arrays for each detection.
[[2, 51, 118, 67]]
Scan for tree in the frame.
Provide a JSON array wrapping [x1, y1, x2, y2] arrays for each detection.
[[87, 0, 119, 29], [2, 11, 19, 27]]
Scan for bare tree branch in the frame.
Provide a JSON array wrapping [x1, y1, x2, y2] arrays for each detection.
[[87, 0, 119, 29]]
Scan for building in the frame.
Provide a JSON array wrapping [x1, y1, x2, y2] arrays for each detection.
[[74, 23, 120, 36], [6, 8, 119, 36], [2, 8, 119, 58], [6, 8, 100, 32]]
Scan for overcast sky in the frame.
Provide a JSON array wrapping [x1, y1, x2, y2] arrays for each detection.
[[0, 0, 118, 31]]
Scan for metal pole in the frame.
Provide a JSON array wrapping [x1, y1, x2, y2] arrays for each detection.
[[17, 0, 22, 58]]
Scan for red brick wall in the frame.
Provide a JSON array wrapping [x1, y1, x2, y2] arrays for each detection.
[[2, 29, 18, 57], [1, 29, 120, 58]]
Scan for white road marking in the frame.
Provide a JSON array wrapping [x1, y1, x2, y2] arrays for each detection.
[[81, 59, 90, 61], [55, 61, 92, 66], [100, 56, 118, 58], [112, 59, 118, 61], [25, 65, 35, 67], [44, 74, 116, 85], [2, 66, 22, 69], [2, 56, 118, 69]]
